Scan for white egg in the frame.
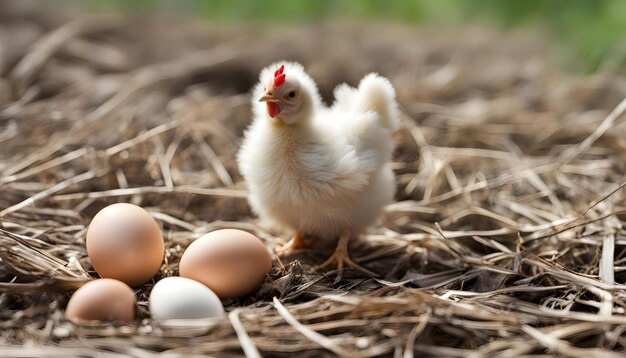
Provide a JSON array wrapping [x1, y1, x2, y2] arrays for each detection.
[[149, 277, 224, 320]]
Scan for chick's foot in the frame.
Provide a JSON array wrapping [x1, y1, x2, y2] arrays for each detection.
[[276, 231, 314, 256], [315, 230, 378, 283]]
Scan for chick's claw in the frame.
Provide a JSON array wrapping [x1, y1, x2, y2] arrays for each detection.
[[275, 231, 313, 256], [315, 231, 379, 283]]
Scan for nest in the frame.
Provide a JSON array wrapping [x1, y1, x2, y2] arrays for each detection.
[[2, 2, 626, 357]]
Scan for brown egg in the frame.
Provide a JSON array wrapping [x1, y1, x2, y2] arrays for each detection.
[[86, 203, 164, 287], [65, 279, 135, 323], [179, 229, 272, 299]]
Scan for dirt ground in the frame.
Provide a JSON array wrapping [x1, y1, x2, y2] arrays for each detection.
[[1, 1, 626, 357]]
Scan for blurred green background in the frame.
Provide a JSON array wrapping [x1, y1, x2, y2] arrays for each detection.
[[79, 0, 626, 73]]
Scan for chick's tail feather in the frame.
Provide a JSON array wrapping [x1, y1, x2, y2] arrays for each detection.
[[354, 73, 400, 132]]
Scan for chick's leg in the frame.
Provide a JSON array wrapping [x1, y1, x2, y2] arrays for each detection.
[[316, 230, 378, 282], [276, 230, 314, 255]]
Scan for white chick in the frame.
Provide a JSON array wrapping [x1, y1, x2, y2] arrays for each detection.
[[237, 62, 399, 276]]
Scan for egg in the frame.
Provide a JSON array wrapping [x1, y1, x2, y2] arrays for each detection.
[[149, 277, 224, 320], [179, 229, 272, 299], [86, 203, 164, 287], [65, 279, 135, 323]]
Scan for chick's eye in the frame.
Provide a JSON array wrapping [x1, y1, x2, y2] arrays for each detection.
[[288, 91, 296, 98]]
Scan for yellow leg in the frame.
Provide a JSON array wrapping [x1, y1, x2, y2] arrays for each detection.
[[315, 230, 378, 282], [276, 230, 311, 255]]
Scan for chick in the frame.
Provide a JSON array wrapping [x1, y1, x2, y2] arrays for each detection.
[[237, 62, 399, 277]]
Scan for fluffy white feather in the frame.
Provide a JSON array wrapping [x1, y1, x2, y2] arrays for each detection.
[[238, 61, 399, 243]]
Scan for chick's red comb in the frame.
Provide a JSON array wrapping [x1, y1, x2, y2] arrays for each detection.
[[273, 65, 285, 88]]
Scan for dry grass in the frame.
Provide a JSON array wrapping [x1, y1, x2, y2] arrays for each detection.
[[2, 2, 626, 357]]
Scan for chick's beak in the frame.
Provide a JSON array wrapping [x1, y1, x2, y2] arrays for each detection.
[[258, 89, 279, 103]]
